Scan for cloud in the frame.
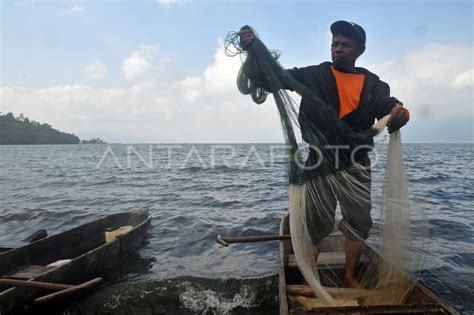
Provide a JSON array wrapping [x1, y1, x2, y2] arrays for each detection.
[[451, 68, 473, 90], [176, 77, 203, 102], [157, 0, 182, 6], [122, 45, 160, 81], [56, 5, 85, 16], [14, 0, 33, 6], [0, 40, 282, 143], [1, 41, 472, 143], [203, 39, 242, 93], [369, 43, 473, 121], [84, 60, 107, 79], [324, 30, 333, 50], [170, 39, 243, 103], [366, 42, 473, 142]]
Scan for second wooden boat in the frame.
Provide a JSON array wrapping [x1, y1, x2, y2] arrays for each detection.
[[0, 210, 151, 313], [278, 215, 458, 314]]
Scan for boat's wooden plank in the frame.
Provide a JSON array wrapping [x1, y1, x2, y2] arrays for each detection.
[[279, 216, 291, 315], [289, 303, 449, 314], [6, 265, 55, 280], [287, 285, 386, 308], [288, 294, 359, 309], [287, 252, 369, 268], [287, 285, 377, 298], [287, 285, 451, 314]]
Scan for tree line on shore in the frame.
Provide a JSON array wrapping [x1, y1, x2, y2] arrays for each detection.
[[0, 112, 105, 145]]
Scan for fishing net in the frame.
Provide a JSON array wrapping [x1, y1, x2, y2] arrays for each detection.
[[225, 26, 428, 308]]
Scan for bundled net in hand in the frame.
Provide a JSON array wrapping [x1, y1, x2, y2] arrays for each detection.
[[225, 26, 428, 307]]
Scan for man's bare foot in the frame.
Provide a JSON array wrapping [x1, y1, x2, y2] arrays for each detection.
[[344, 276, 361, 288]]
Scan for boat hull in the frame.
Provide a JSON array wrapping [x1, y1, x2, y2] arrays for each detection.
[[0, 211, 151, 312], [278, 215, 457, 314]]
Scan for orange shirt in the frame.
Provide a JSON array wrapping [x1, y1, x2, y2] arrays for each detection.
[[331, 65, 365, 118]]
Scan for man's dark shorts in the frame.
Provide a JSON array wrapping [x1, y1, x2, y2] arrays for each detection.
[[305, 155, 372, 244]]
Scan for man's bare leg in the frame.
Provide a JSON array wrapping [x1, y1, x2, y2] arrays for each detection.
[[312, 243, 321, 262], [344, 239, 362, 288]]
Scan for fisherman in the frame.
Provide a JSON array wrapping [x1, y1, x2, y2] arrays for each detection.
[[240, 21, 410, 288]]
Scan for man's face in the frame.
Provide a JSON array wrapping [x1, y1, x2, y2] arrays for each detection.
[[331, 34, 364, 69]]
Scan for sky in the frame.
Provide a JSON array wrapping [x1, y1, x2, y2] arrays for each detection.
[[1, 0, 473, 143]]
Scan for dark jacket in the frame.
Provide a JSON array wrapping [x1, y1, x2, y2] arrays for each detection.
[[286, 62, 399, 170], [248, 60, 399, 172], [288, 62, 398, 135]]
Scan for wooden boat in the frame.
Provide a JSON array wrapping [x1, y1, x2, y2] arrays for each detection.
[[278, 215, 458, 314], [0, 211, 151, 312]]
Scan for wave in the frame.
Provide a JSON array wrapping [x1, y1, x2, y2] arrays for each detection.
[[62, 276, 278, 315]]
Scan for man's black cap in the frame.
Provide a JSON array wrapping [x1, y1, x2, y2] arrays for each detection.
[[330, 20, 366, 46]]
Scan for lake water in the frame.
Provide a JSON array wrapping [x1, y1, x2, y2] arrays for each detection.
[[0, 143, 472, 314]]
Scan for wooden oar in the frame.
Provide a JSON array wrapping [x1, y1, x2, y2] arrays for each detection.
[[0, 277, 103, 304], [0, 278, 72, 290], [34, 277, 103, 304], [217, 234, 291, 246]]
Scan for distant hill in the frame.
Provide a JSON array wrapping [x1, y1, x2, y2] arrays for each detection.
[[0, 112, 80, 145]]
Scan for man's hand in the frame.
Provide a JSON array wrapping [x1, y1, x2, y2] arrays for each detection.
[[239, 26, 256, 49], [387, 104, 410, 133]]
